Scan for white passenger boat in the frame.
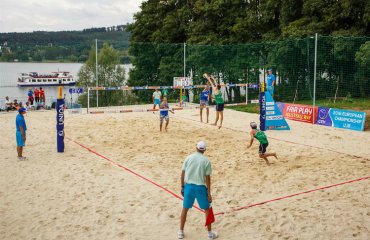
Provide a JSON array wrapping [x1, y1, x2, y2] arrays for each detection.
[[18, 72, 76, 87]]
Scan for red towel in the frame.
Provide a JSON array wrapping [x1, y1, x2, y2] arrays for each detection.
[[205, 206, 215, 226]]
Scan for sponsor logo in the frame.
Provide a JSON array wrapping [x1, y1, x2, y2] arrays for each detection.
[[267, 116, 284, 120]]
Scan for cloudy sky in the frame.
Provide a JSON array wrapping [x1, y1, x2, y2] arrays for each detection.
[[0, 0, 145, 33]]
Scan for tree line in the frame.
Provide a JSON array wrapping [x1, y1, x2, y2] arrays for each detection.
[[0, 25, 131, 63], [126, 0, 370, 102]]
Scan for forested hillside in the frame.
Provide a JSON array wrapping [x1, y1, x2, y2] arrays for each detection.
[[0, 25, 130, 62]]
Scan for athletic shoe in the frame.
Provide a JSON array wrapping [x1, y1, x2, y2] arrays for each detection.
[[208, 231, 218, 239], [177, 230, 184, 239]]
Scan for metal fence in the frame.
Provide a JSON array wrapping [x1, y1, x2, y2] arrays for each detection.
[[127, 35, 370, 105]]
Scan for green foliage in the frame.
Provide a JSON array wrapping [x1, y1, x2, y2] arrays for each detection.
[[127, 37, 370, 104], [126, 1, 369, 105], [77, 43, 126, 107], [0, 26, 130, 62]]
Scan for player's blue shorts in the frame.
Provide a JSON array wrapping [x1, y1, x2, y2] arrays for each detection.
[[200, 100, 209, 107], [183, 184, 210, 210], [16, 131, 26, 147], [154, 99, 160, 105]]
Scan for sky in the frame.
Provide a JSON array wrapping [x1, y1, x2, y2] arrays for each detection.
[[0, 0, 145, 33]]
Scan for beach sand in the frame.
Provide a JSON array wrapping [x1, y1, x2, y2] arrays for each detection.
[[1, 108, 369, 239]]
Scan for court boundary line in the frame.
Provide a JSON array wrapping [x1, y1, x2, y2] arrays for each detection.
[[66, 137, 205, 213], [171, 113, 368, 160], [68, 136, 369, 218], [213, 175, 370, 216]]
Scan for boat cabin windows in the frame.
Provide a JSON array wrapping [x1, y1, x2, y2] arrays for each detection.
[[32, 79, 36, 82], [48, 79, 52, 82], [43, 79, 47, 82], [37, 79, 41, 82], [53, 79, 57, 82]]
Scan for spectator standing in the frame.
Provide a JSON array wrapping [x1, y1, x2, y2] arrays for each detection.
[[34, 88, 40, 103], [39, 87, 45, 104], [267, 68, 276, 96], [27, 88, 34, 105]]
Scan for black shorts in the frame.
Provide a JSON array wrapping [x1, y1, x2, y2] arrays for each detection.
[[216, 103, 224, 112], [259, 143, 268, 154]]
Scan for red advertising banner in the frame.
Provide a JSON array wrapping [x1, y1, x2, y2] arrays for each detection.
[[282, 103, 318, 123]]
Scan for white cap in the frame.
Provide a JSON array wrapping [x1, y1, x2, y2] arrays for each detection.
[[196, 140, 207, 151]]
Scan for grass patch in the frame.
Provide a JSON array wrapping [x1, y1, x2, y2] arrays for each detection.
[[227, 104, 260, 114]]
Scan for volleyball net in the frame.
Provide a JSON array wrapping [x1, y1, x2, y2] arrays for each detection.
[[86, 83, 259, 114]]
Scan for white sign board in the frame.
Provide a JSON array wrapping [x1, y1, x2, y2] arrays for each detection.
[[173, 77, 193, 87]]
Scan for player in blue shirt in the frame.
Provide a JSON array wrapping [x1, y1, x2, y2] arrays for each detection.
[[267, 69, 276, 96], [200, 84, 210, 123], [159, 97, 174, 132], [16, 107, 27, 160]]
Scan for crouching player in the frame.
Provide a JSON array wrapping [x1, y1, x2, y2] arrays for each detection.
[[247, 122, 277, 165]]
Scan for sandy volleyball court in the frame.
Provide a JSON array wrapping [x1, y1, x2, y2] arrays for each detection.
[[1, 108, 369, 239]]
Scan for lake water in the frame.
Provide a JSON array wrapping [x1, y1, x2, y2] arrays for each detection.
[[0, 62, 131, 107]]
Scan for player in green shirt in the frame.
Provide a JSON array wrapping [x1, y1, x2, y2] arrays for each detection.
[[162, 88, 169, 99], [247, 122, 277, 165], [203, 73, 224, 129], [181, 90, 187, 107]]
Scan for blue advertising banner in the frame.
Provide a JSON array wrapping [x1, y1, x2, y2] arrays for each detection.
[[56, 98, 65, 152], [264, 91, 290, 130], [329, 108, 366, 131], [69, 88, 84, 94], [316, 107, 332, 127], [315, 107, 366, 131]]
